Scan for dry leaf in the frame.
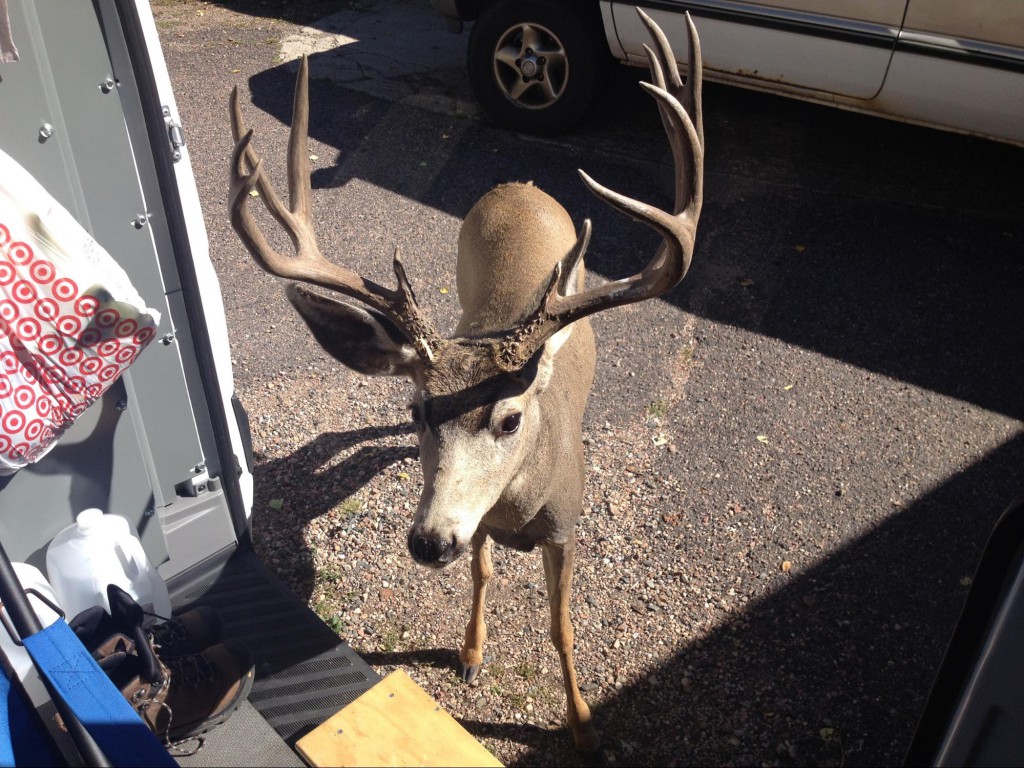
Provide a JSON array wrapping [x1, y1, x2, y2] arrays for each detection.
[[783, 384, 794, 390], [794, 244, 806, 252], [756, 435, 769, 443], [439, 287, 449, 294], [397, 472, 409, 480], [739, 278, 754, 287], [781, 560, 792, 573], [652, 434, 669, 446], [248, 189, 260, 198]]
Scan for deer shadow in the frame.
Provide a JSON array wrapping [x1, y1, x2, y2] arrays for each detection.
[[250, 422, 417, 603]]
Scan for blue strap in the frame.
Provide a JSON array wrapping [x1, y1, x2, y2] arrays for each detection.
[[0, 662, 59, 767], [22, 619, 176, 767], [0, 667, 13, 768]]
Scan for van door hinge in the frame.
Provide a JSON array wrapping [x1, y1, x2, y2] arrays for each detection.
[[162, 106, 185, 162]]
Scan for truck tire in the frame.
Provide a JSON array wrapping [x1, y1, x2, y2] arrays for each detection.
[[467, 0, 608, 135]]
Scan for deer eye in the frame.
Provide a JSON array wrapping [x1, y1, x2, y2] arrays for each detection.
[[498, 412, 522, 436]]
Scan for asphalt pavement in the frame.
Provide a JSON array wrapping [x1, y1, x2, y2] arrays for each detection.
[[155, 1, 1024, 764]]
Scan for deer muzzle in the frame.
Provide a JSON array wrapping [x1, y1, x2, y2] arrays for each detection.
[[407, 527, 461, 568]]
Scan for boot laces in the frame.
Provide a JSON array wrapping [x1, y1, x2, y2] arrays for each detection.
[[166, 652, 217, 690], [151, 618, 191, 654]]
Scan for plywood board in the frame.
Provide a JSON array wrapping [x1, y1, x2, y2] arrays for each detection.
[[295, 669, 503, 767]]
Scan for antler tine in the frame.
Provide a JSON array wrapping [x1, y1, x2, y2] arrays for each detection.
[[228, 56, 443, 361], [494, 12, 704, 373]]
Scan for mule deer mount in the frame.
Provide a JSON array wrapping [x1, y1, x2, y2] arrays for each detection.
[[228, 10, 704, 753]]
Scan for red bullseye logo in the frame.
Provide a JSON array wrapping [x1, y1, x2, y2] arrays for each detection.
[[0, 376, 10, 397], [79, 357, 101, 376], [35, 298, 59, 321], [75, 295, 100, 317], [98, 364, 120, 382], [16, 318, 41, 341], [0, 261, 14, 285], [3, 410, 26, 434], [36, 396, 52, 418], [98, 339, 120, 357], [65, 376, 86, 395], [115, 318, 138, 338], [96, 308, 120, 329], [13, 385, 36, 409], [38, 335, 62, 356], [0, 224, 10, 246], [7, 242, 33, 265], [0, 300, 18, 322], [79, 328, 102, 348], [52, 278, 78, 301], [115, 347, 136, 365], [29, 260, 56, 284], [0, 351, 19, 374], [134, 327, 155, 345], [56, 315, 82, 336], [58, 348, 83, 367], [12, 280, 37, 303], [0, 434, 10, 453], [24, 419, 44, 442]]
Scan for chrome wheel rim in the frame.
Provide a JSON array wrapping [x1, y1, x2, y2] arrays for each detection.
[[492, 22, 568, 110]]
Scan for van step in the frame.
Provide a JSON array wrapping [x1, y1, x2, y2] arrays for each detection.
[[168, 546, 380, 746]]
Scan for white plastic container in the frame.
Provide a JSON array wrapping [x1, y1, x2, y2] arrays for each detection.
[[0, 563, 63, 685], [45, 508, 172, 621]]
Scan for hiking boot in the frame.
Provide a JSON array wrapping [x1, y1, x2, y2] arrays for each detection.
[[150, 606, 225, 659], [154, 642, 255, 740], [99, 640, 172, 727], [106, 584, 227, 659], [90, 631, 136, 661], [92, 632, 254, 742]]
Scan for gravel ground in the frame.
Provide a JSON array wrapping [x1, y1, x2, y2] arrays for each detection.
[[153, 2, 1024, 765]]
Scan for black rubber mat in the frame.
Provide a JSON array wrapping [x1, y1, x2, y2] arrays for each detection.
[[167, 545, 380, 745]]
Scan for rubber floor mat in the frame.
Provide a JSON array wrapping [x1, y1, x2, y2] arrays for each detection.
[[168, 545, 380, 745]]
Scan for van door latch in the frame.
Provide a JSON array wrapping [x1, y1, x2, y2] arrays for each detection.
[[162, 106, 185, 162]]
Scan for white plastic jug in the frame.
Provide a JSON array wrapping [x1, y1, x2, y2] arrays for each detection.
[[0, 562, 62, 685], [45, 508, 172, 621]]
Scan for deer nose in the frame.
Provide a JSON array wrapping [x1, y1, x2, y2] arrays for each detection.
[[408, 530, 457, 566]]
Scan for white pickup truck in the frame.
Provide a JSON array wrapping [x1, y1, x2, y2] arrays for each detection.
[[431, 0, 1024, 143]]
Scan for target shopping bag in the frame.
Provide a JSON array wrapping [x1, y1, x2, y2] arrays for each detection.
[[0, 148, 161, 474]]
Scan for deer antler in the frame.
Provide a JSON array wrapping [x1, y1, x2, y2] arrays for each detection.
[[494, 10, 704, 372], [228, 56, 444, 363]]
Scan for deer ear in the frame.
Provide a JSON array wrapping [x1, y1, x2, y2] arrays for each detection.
[[525, 256, 584, 392], [286, 284, 421, 378]]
